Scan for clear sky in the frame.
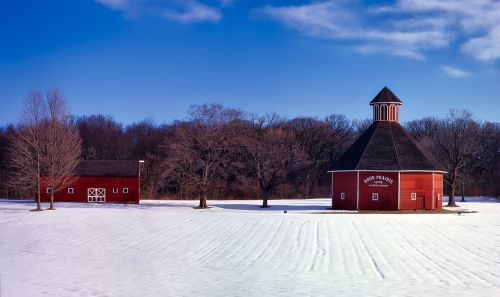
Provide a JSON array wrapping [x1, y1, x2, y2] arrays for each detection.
[[1, 0, 499, 126]]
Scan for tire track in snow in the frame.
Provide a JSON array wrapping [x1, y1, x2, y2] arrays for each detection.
[[192, 218, 249, 261]]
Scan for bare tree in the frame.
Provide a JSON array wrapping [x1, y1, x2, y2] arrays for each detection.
[[77, 115, 129, 160], [162, 104, 241, 208], [241, 115, 306, 207], [41, 89, 82, 210], [8, 90, 81, 210], [7, 92, 47, 210], [433, 110, 480, 207]]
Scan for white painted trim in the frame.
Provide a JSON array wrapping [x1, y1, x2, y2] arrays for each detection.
[[411, 193, 417, 200], [88, 188, 106, 203], [442, 175, 444, 206], [68, 188, 74, 194], [356, 171, 360, 209], [397, 171, 400, 210], [372, 193, 379, 201], [123, 187, 129, 194], [370, 102, 402, 105], [331, 173, 334, 208], [432, 172, 435, 210], [328, 170, 448, 173]]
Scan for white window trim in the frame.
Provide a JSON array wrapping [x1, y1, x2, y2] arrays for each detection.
[[46, 187, 52, 194], [340, 193, 345, 200], [411, 193, 417, 200], [68, 188, 74, 194], [372, 193, 379, 201], [123, 188, 129, 194], [113, 188, 118, 194]]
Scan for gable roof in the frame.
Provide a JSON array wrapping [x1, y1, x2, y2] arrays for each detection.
[[75, 160, 140, 177], [370, 86, 403, 105], [331, 122, 445, 171]]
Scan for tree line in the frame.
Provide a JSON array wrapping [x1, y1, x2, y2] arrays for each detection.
[[0, 91, 498, 208]]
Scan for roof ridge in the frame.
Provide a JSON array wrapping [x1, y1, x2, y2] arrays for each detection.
[[388, 123, 402, 170], [353, 122, 378, 170]]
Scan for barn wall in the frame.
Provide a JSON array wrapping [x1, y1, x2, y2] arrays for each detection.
[[433, 173, 444, 209], [400, 172, 434, 210], [358, 171, 399, 210], [331, 172, 357, 210], [41, 176, 140, 204]]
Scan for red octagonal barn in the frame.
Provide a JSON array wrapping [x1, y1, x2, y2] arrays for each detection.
[[330, 87, 446, 210]]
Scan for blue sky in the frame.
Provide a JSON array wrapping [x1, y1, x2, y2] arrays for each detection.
[[1, 0, 499, 125]]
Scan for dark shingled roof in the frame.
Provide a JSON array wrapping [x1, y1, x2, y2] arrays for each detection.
[[370, 86, 403, 105], [332, 122, 445, 171], [75, 160, 140, 177]]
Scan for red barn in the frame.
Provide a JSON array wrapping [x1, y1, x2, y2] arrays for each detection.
[[42, 160, 142, 204], [330, 87, 446, 210]]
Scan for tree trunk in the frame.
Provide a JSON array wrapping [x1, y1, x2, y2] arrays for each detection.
[[305, 170, 311, 198], [199, 192, 208, 208], [261, 191, 269, 208], [35, 187, 42, 211], [35, 171, 42, 211], [48, 191, 55, 210], [447, 183, 458, 207], [461, 175, 465, 202]]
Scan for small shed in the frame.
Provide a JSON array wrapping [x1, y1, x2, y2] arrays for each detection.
[[42, 160, 141, 204], [330, 87, 446, 210]]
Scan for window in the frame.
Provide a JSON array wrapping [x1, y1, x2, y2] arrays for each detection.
[[123, 188, 129, 194], [372, 193, 379, 201], [437, 193, 440, 200], [68, 188, 74, 194], [46, 187, 52, 194], [340, 193, 345, 200], [113, 188, 118, 194], [411, 193, 417, 200]]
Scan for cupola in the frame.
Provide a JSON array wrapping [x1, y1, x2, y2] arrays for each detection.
[[370, 86, 402, 122]]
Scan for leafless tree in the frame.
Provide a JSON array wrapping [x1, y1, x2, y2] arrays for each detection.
[[77, 115, 129, 160], [41, 89, 82, 210], [241, 115, 307, 207], [7, 92, 47, 210], [162, 104, 241, 208], [432, 110, 480, 207], [8, 90, 81, 210]]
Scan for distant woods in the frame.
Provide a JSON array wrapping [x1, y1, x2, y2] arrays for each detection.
[[0, 94, 499, 207]]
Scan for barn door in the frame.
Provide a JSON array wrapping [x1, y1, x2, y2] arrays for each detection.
[[416, 195, 425, 209], [88, 188, 106, 203]]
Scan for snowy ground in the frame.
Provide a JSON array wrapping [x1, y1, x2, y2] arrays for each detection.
[[0, 197, 499, 297]]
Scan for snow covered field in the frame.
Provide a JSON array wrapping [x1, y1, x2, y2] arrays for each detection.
[[1, 197, 499, 297]]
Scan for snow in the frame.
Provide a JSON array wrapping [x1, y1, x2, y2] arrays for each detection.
[[0, 197, 499, 297]]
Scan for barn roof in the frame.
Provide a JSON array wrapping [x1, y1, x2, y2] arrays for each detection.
[[75, 160, 140, 177], [331, 122, 445, 171], [370, 86, 403, 105]]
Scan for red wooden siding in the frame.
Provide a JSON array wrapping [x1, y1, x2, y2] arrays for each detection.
[[433, 173, 443, 209], [41, 176, 140, 204], [332, 171, 444, 210], [358, 172, 399, 210], [400, 172, 437, 210], [331, 172, 357, 210]]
